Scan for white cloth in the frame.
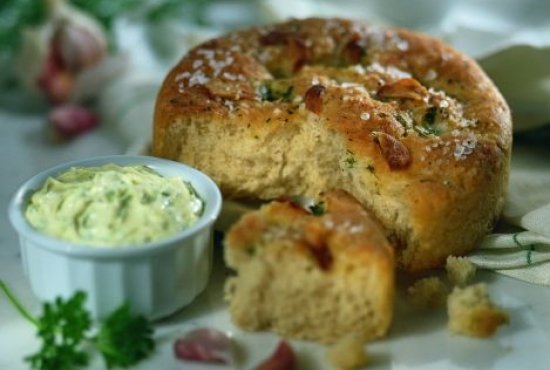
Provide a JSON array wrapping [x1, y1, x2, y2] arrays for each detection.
[[469, 146, 550, 285]]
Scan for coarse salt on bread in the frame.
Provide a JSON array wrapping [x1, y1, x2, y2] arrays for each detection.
[[153, 18, 512, 271]]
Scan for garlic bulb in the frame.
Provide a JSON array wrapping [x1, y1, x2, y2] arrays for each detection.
[[48, 0, 107, 73], [14, 0, 108, 104], [54, 19, 106, 72]]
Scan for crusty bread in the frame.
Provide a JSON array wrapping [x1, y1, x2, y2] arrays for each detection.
[[153, 17, 512, 271], [447, 283, 509, 337], [223, 190, 394, 343]]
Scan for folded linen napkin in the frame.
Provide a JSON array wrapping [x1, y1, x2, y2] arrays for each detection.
[[468, 145, 550, 285]]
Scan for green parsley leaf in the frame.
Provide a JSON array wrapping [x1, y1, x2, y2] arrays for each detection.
[[309, 202, 325, 216], [26, 292, 92, 370], [94, 304, 155, 369], [259, 83, 294, 102], [1, 282, 156, 370], [423, 106, 437, 126], [413, 125, 439, 137]]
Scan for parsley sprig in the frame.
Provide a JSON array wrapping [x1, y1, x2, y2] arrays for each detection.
[[94, 304, 155, 368], [0, 280, 155, 370], [26, 292, 92, 370]]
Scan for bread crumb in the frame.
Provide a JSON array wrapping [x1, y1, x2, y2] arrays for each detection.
[[408, 277, 447, 309], [447, 283, 509, 338], [327, 333, 368, 370], [446, 256, 476, 286]]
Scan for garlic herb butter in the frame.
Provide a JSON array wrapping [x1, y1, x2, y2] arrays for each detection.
[[25, 164, 203, 247]]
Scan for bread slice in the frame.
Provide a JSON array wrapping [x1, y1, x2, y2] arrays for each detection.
[[224, 190, 394, 343], [153, 18, 512, 271]]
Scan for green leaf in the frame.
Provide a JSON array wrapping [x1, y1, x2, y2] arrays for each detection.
[[413, 124, 439, 137], [25, 291, 92, 370], [259, 83, 294, 102], [308, 202, 325, 216], [94, 304, 155, 368], [414, 106, 440, 137], [423, 106, 437, 126], [2, 284, 156, 370], [0, 0, 47, 56]]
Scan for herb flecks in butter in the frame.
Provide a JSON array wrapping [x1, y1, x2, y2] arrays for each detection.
[[25, 164, 203, 247]]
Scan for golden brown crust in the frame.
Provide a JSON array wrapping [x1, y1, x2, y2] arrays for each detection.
[[224, 190, 395, 343], [153, 18, 512, 271]]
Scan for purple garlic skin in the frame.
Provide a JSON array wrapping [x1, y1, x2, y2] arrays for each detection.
[[16, 0, 108, 105], [174, 327, 233, 364], [49, 105, 100, 140]]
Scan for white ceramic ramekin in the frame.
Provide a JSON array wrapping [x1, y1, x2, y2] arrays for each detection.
[[8, 155, 222, 320]]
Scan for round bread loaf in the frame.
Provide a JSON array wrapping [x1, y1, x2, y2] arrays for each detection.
[[153, 18, 512, 271]]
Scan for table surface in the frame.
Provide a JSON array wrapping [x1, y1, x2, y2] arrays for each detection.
[[1, 107, 550, 370]]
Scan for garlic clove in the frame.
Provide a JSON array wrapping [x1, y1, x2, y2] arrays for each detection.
[[48, 0, 108, 73], [48, 0, 106, 38], [49, 104, 100, 140], [43, 70, 75, 104], [253, 340, 296, 370], [37, 47, 75, 104], [15, 0, 108, 102], [174, 328, 234, 364]]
